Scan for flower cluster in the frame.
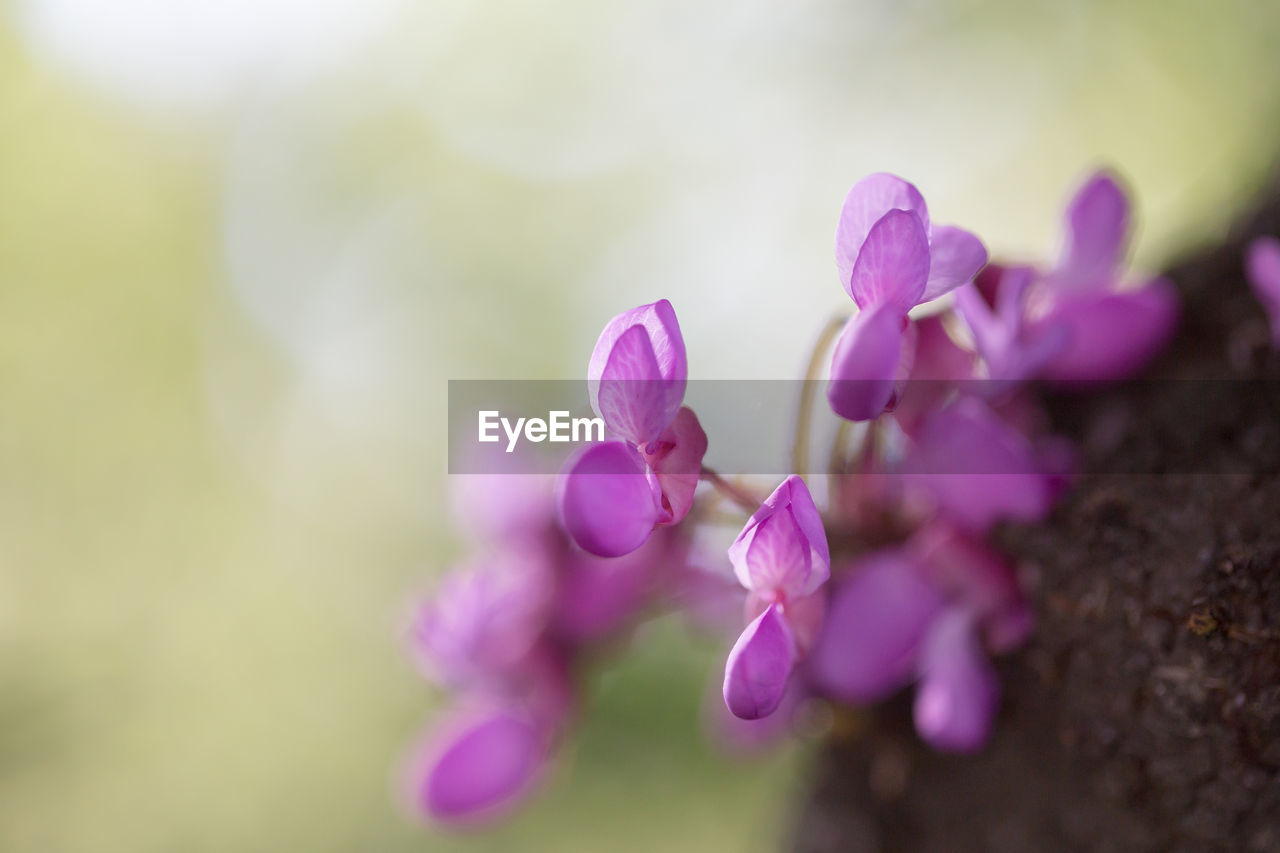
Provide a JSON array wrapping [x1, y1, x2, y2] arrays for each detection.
[[405, 470, 697, 824], [406, 168, 1183, 825]]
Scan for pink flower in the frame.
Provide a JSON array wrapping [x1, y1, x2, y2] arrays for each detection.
[[1245, 235, 1280, 347], [722, 475, 829, 720], [558, 300, 708, 557], [828, 174, 988, 421], [957, 170, 1178, 384]]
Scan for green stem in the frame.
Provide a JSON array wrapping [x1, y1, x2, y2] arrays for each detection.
[[790, 313, 850, 476]]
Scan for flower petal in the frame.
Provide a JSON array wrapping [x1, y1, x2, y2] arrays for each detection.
[[913, 609, 1000, 753], [808, 550, 944, 703], [1055, 169, 1130, 290], [588, 299, 687, 442], [922, 225, 987, 302], [411, 706, 548, 824], [908, 522, 1033, 653], [723, 602, 797, 720], [835, 173, 929, 298], [643, 406, 709, 526], [827, 305, 904, 422], [1032, 278, 1178, 382], [736, 507, 810, 594], [594, 324, 683, 445], [1245, 235, 1280, 346], [902, 397, 1055, 532], [557, 440, 663, 557], [727, 475, 829, 596], [412, 555, 553, 689], [847, 209, 932, 313]]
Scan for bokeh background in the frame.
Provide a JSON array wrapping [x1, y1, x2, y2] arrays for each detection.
[[1, 1, 1278, 850]]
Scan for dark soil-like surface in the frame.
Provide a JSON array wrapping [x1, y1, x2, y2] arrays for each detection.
[[792, 191, 1280, 852]]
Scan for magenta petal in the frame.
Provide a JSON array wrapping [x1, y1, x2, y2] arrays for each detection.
[[847, 209, 932, 314], [902, 397, 1054, 532], [554, 548, 652, 642], [1056, 169, 1130, 290], [922, 225, 987, 302], [827, 305, 904, 422], [588, 299, 687, 442], [413, 707, 548, 824], [728, 475, 830, 597], [913, 609, 1000, 753], [1033, 279, 1178, 382], [723, 602, 797, 720], [1245, 235, 1280, 345], [594, 324, 683, 445], [413, 556, 553, 688], [736, 507, 810, 594], [643, 406, 709, 526], [808, 550, 944, 703], [557, 441, 663, 557], [835, 173, 929, 297]]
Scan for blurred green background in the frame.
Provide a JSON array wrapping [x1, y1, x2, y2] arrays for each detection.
[[0, 1, 1278, 851]]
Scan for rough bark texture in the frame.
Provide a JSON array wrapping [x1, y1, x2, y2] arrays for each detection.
[[792, 189, 1280, 853]]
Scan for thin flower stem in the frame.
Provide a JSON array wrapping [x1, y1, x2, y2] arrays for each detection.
[[790, 313, 851, 477], [699, 466, 763, 514]]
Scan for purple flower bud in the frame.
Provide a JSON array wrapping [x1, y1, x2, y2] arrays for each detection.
[[913, 608, 1000, 753], [808, 549, 944, 703], [588, 299, 687, 447], [723, 602, 796, 720], [408, 705, 551, 825], [830, 174, 987, 421], [1245, 236, 1280, 347], [728, 475, 830, 599]]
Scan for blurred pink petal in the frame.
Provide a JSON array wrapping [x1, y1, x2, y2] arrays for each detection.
[[913, 609, 1000, 753], [902, 397, 1056, 532], [1245, 235, 1280, 346], [411, 706, 550, 825], [1032, 278, 1178, 382], [808, 550, 944, 703], [1055, 169, 1130, 291]]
